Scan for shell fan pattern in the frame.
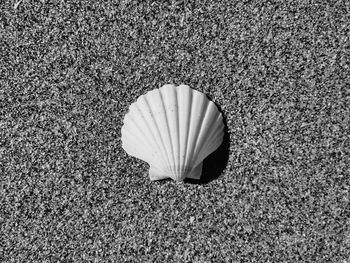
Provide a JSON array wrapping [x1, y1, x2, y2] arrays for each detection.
[[121, 84, 224, 182]]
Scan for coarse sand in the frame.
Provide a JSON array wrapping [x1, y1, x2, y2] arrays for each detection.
[[1, 1, 349, 262]]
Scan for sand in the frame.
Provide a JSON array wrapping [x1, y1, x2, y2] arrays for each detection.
[[1, 0, 349, 262]]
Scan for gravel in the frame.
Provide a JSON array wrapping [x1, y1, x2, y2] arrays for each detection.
[[1, 0, 350, 262]]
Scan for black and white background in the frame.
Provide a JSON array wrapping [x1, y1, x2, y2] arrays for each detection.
[[1, 0, 349, 262]]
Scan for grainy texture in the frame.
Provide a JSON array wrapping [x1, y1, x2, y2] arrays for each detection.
[[1, 0, 350, 262]]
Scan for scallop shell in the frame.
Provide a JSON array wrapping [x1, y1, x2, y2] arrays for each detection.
[[121, 84, 224, 182]]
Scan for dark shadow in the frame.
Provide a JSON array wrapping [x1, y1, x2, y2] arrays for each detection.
[[184, 102, 230, 185]]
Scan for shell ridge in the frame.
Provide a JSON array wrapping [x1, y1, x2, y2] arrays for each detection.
[[143, 93, 172, 169], [143, 92, 174, 178], [193, 105, 222, 163], [122, 125, 153, 161], [175, 87, 181, 177], [133, 101, 168, 166], [121, 84, 225, 182], [159, 88, 177, 179], [177, 86, 191, 178], [184, 95, 208, 173], [194, 124, 224, 167], [122, 116, 150, 152], [125, 111, 152, 146], [182, 88, 193, 178], [195, 133, 223, 167], [190, 100, 214, 166], [205, 134, 224, 157], [203, 115, 224, 151], [122, 132, 149, 159], [173, 88, 182, 178]]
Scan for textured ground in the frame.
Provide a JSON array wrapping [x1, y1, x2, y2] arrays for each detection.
[[1, 0, 350, 262]]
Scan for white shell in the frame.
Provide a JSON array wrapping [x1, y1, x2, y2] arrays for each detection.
[[121, 84, 224, 182]]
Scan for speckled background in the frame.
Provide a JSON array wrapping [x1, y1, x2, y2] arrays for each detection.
[[1, 0, 350, 262]]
